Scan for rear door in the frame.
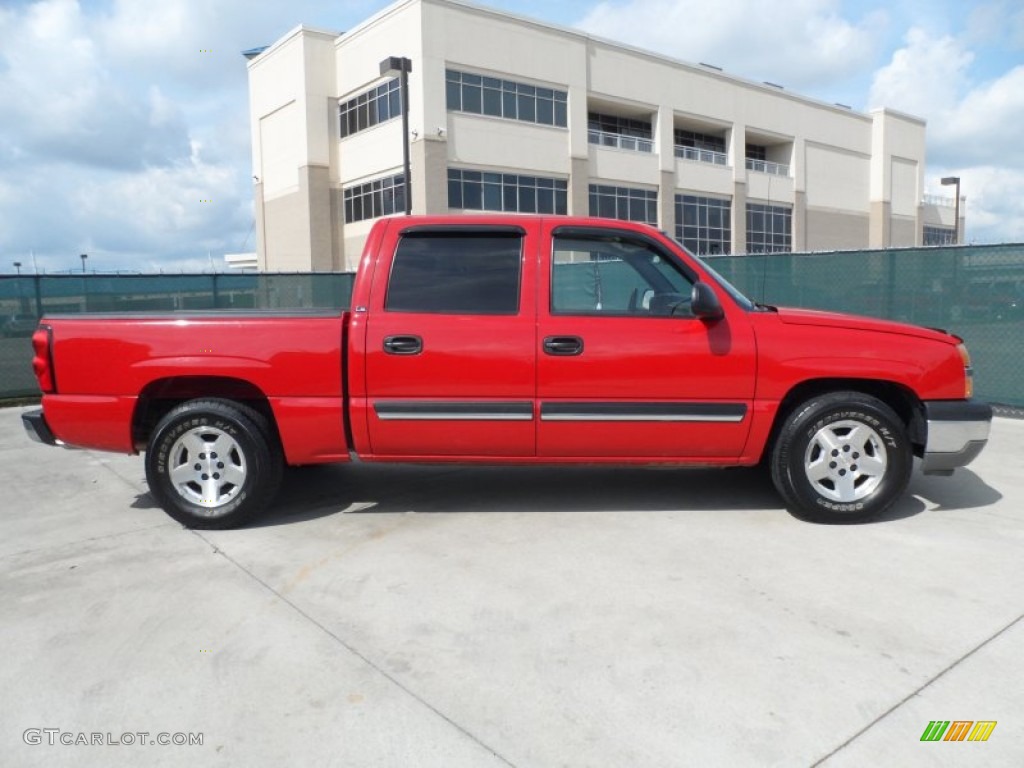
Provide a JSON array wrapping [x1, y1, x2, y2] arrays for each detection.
[[536, 224, 756, 459], [363, 222, 538, 457]]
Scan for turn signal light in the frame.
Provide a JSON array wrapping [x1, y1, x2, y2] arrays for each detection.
[[957, 343, 973, 399]]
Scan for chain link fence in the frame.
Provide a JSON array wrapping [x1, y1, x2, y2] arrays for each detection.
[[706, 243, 1024, 407], [2, 243, 1022, 406]]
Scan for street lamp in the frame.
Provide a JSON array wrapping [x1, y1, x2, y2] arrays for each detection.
[[940, 176, 961, 244], [379, 55, 413, 215], [80, 253, 88, 273], [13, 261, 21, 275]]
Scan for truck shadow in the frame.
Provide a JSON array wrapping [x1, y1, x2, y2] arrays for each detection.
[[246, 462, 1002, 528], [906, 465, 1003, 512]]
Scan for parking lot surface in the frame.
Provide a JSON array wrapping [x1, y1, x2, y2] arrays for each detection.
[[2, 405, 1022, 767]]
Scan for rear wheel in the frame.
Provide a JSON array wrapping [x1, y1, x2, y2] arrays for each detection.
[[770, 391, 912, 523], [145, 399, 282, 529]]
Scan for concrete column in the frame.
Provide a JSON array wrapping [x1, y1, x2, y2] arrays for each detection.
[[793, 190, 807, 252], [411, 137, 449, 214], [870, 200, 890, 249], [659, 170, 675, 235], [732, 181, 747, 254], [329, 188, 345, 271], [304, 165, 333, 272], [253, 181, 267, 271], [569, 156, 590, 216], [729, 122, 746, 183]]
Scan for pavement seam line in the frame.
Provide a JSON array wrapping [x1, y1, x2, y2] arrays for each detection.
[[190, 529, 519, 768], [811, 610, 1024, 766]]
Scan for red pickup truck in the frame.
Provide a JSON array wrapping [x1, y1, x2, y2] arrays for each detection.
[[23, 215, 991, 528]]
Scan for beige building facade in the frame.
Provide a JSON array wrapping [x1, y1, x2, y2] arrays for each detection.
[[247, 0, 963, 272]]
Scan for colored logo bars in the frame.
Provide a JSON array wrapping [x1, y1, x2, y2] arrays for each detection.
[[920, 721, 997, 742]]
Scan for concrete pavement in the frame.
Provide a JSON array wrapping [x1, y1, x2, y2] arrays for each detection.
[[1, 405, 1022, 767]]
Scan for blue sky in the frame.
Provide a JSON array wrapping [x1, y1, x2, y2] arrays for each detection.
[[1, 0, 1022, 272]]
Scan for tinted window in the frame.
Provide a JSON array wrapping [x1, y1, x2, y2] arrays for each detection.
[[386, 234, 522, 315]]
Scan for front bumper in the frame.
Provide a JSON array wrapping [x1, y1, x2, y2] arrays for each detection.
[[920, 400, 992, 474], [22, 408, 59, 446]]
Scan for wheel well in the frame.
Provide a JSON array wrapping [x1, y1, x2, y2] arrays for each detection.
[[764, 378, 926, 461], [133, 377, 278, 450]]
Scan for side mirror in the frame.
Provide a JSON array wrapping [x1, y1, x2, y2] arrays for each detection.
[[690, 282, 724, 320]]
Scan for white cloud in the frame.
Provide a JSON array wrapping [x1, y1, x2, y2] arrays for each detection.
[[577, 0, 887, 91], [0, 0, 372, 271], [871, 28, 1024, 242], [0, 0, 253, 271], [944, 66, 1024, 166], [0, 0, 191, 171], [953, 166, 1024, 244], [867, 28, 971, 117]]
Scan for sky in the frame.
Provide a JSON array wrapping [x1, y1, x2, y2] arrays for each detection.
[[1, 0, 1022, 273]]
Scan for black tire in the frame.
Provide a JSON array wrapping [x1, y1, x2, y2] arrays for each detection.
[[770, 391, 912, 524], [145, 399, 283, 529]]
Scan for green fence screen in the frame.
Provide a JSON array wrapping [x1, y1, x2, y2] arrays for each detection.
[[0, 273, 353, 399], [705, 244, 1024, 407], [1, 243, 1022, 406]]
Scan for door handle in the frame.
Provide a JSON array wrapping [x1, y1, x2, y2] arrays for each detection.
[[383, 335, 423, 355], [543, 336, 583, 356]]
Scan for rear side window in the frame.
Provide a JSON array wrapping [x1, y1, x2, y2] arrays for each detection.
[[385, 233, 522, 314]]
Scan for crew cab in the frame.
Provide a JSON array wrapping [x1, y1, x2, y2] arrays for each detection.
[[23, 216, 992, 528]]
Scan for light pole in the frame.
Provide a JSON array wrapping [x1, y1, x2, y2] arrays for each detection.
[[80, 253, 88, 273], [379, 56, 413, 215], [13, 261, 21, 275], [940, 176, 961, 244]]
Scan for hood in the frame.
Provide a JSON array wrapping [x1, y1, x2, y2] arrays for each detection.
[[775, 307, 958, 344]]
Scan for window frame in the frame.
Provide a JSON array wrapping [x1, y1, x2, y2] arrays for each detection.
[[745, 202, 792, 254], [445, 69, 568, 128], [339, 78, 401, 139], [343, 174, 405, 224], [549, 227, 700, 319], [448, 169, 568, 215], [675, 194, 732, 255], [588, 184, 659, 226]]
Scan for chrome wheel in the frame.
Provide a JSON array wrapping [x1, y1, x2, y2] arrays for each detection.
[[803, 419, 888, 503], [167, 426, 247, 511]]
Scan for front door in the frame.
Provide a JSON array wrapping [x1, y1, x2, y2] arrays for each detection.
[[536, 225, 756, 459]]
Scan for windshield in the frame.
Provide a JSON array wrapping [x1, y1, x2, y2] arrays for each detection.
[[696, 257, 756, 311]]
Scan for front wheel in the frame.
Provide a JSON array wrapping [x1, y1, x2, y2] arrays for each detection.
[[770, 392, 912, 523], [145, 399, 283, 529]]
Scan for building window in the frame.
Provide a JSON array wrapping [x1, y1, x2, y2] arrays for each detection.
[[445, 70, 567, 127], [746, 203, 791, 253], [745, 143, 789, 175], [588, 113, 652, 139], [675, 129, 726, 154], [386, 233, 522, 315], [674, 129, 728, 164], [343, 174, 405, 223], [339, 79, 401, 139], [589, 184, 658, 225], [675, 195, 731, 255], [588, 112, 653, 152], [924, 225, 956, 245], [448, 169, 568, 214]]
